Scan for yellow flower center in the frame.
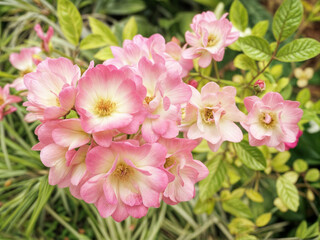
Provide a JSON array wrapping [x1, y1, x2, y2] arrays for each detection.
[[19, 68, 33, 77], [207, 34, 219, 47], [0, 96, 4, 105], [259, 112, 277, 129], [144, 96, 155, 105], [94, 98, 116, 117], [113, 163, 132, 180], [164, 157, 175, 169], [201, 107, 215, 124]]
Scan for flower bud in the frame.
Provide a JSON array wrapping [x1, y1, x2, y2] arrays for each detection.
[[254, 79, 266, 92], [307, 189, 315, 201], [188, 79, 198, 88]]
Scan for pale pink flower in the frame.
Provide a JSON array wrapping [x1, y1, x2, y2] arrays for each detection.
[[75, 64, 145, 134], [138, 57, 191, 143], [104, 34, 166, 70], [242, 92, 303, 151], [285, 130, 303, 150], [23, 57, 80, 122], [33, 120, 89, 187], [34, 24, 54, 52], [158, 138, 208, 205], [164, 41, 193, 77], [80, 142, 169, 221], [181, 82, 245, 151], [183, 11, 239, 68], [0, 84, 22, 120], [9, 47, 41, 91]]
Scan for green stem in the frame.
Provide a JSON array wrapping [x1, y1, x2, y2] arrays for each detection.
[[188, 72, 241, 86], [213, 61, 220, 80], [0, 121, 11, 170]]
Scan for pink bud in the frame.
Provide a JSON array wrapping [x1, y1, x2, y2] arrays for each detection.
[[254, 79, 266, 91], [188, 79, 198, 88]]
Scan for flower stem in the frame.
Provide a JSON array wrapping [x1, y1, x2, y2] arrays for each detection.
[[213, 61, 220, 80]]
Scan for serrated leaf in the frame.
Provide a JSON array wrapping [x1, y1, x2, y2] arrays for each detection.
[[252, 20, 269, 38], [272, 0, 303, 41], [283, 171, 299, 184], [305, 221, 320, 238], [26, 177, 54, 236], [123, 17, 138, 40], [57, 0, 83, 46], [296, 88, 311, 106], [199, 155, 226, 200], [234, 141, 266, 170], [276, 176, 299, 212], [276, 38, 320, 62], [94, 47, 114, 61], [256, 213, 272, 227], [230, 0, 248, 31], [80, 34, 108, 50], [222, 198, 253, 218], [239, 36, 272, 61], [245, 189, 264, 203], [88, 17, 118, 45], [234, 54, 257, 72]]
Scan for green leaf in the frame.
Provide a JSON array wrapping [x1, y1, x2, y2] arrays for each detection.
[[228, 218, 255, 235], [234, 54, 257, 72], [276, 38, 320, 62], [256, 213, 272, 227], [245, 189, 264, 203], [222, 198, 253, 218], [252, 20, 269, 38], [293, 159, 308, 173], [80, 34, 108, 50], [305, 221, 320, 238], [26, 177, 54, 236], [272, 0, 303, 41], [276, 176, 299, 212], [230, 0, 248, 31], [239, 36, 272, 61], [305, 168, 320, 182], [199, 155, 226, 200], [123, 17, 138, 40], [88, 17, 118, 46], [296, 221, 308, 238], [297, 88, 311, 106], [105, 0, 146, 15], [194, 198, 215, 215], [275, 77, 289, 92], [94, 46, 114, 61], [57, 0, 83, 46], [234, 141, 266, 170]]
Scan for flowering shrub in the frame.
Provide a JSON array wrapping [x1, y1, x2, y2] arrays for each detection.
[[1, 0, 320, 239]]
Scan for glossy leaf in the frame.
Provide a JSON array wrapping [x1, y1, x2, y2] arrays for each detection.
[[239, 36, 272, 61], [57, 0, 83, 46], [234, 141, 266, 170], [230, 0, 248, 31], [123, 17, 138, 40], [276, 176, 299, 212]]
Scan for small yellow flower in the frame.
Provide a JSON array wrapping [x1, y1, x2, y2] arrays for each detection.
[[294, 67, 314, 88]]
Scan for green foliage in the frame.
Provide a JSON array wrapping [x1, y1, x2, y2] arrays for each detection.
[[239, 36, 272, 61], [230, 0, 248, 31], [252, 20, 269, 38], [234, 54, 257, 72], [276, 38, 320, 62], [222, 198, 253, 218], [276, 176, 299, 212], [123, 17, 138, 40], [272, 0, 303, 41], [234, 141, 266, 170], [199, 155, 226, 200], [57, 0, 83, 46]]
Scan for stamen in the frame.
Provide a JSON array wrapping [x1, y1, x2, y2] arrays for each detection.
[[164, 157, 175, 169], [94, 98, 116, 117], [0, 96, 4, 105], [113, 163, 132, 180], [259, 112, 277, 129], [201, 108, 214, 124], [144, 96, 155, 105], [207, 34, 219, 47]]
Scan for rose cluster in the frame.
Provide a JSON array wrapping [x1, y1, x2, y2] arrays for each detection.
[[5, 11, 304, 222]]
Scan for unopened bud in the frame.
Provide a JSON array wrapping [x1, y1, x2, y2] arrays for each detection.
[[188, 79, 198, 88], [254, 79, 266, 92], [307, 189, 315, 201]]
